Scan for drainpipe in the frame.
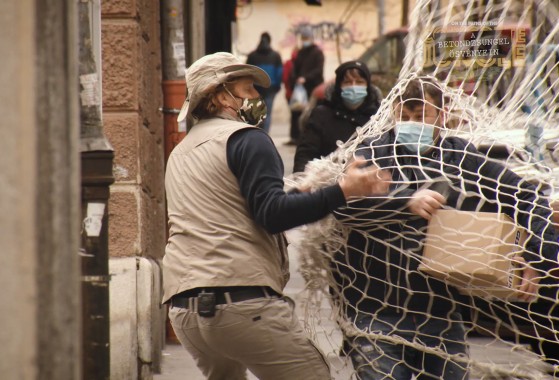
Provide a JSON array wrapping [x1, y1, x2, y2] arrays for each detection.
[[161, 0, 189, 161], [378, 0, 385, 35], [160, 0, 187, 345], [78, 0, 114, 379]]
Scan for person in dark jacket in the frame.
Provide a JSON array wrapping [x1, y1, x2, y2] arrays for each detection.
[[293, 60, 382, 173], [246, 32, 283, 133], [286, 26, 324, 145], [333, 77, 559, 380]]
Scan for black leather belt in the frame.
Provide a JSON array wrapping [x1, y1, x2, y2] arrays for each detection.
[[171, 286, 280, 309]]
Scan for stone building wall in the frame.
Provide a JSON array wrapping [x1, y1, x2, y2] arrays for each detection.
[[101, 0, 165, 261], [100, 1, 166, 378]]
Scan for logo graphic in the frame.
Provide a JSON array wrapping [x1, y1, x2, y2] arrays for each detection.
[[423, 23, 528, 80]]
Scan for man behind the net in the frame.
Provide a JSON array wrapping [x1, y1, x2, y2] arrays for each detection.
[[333, 76, 559, 380]]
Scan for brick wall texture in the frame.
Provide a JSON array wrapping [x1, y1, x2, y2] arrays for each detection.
[[102, 0, 165, 260]]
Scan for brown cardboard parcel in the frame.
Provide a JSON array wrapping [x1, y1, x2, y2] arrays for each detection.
[[418, 210, 527, 299]]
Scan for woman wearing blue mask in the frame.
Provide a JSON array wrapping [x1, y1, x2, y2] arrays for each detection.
[[293, 60, 383, 173]]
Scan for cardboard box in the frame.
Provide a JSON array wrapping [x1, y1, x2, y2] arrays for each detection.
[[418, 210, 527, 299]]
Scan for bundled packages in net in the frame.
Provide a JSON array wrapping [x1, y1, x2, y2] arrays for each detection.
[[419, 209, 527, 299]]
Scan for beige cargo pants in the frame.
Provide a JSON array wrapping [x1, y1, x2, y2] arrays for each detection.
[[169, 295, 331, 380]]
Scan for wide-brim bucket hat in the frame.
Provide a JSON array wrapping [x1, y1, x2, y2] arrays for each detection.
[[177, 52, 271, 129]]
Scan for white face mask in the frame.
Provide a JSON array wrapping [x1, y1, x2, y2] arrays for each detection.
[[394, 121, 436, 154]]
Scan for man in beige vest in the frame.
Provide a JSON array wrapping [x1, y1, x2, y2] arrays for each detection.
[[163, 52, 390, 380]]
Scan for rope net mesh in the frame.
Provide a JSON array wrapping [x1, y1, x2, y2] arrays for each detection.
[[287, 0, 559, 378]]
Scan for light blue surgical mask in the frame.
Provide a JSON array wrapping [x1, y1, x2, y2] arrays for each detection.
[[301, 40, 312, 48], [341, 85, 367, 108], [395, 121, 436, 154]]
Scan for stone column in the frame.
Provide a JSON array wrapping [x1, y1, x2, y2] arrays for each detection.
[[101, 0, 166, 377], [0, 0, 81, 379]]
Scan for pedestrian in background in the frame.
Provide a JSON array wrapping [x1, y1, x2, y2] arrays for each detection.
[[282, 47, 298, 145], [286, 25, 324, 145], [293, 60, 382, 173], [282, 47, 298, 106], [246, 32, 283, 133], [162, 51, 391, 380]]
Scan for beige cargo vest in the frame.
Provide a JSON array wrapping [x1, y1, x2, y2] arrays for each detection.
[[162, 118, 290, 303]]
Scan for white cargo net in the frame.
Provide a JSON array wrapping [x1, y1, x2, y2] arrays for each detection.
[[287, 0, 559, 379]]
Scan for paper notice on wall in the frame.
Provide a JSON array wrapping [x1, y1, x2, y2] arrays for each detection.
[[83, 202, 105, 237], [176, 60, 186, 77], [80, 73, 101, 107], [178, 118, 186, 132], [172, 42, 186, 76], [172, 42, 185, 60]]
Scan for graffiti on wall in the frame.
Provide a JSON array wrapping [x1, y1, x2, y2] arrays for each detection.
[[290, 22, 356, 49]]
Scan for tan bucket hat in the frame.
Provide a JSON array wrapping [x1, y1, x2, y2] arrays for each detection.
[[177, 52, 271, 129]]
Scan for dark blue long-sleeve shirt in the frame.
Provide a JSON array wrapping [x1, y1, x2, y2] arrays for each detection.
[[226, 128, 346, 234]]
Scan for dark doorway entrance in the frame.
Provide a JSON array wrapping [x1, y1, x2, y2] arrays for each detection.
[[205, 0, 236, 53]]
